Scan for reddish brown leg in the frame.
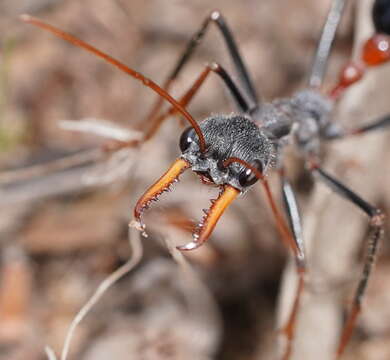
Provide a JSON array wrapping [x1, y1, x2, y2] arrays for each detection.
[[309, 164, 385, 359], [111, 60, 249, 151], [207, 159, 306, 359], [104, 65, 212, 152], [142, 61, 250, 143], [262, 179, 306, 359], [281, 276, 305, 360]]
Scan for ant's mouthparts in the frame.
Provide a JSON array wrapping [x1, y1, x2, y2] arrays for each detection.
[[176, 185, 239, 251], [133, 158, 190, 228], [133, 156, 239, 251]]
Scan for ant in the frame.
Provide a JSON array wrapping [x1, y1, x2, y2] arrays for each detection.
[[17, 0, 390, 358]]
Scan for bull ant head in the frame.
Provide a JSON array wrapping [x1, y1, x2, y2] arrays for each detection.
[[134, 114, 275, 251]]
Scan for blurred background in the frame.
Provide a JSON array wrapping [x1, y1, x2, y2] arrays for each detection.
[[0, 0, 390, 359]]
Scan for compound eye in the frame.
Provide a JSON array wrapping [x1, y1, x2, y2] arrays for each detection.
[[179, 127, 196, 152], [238, 160, 263, 187]]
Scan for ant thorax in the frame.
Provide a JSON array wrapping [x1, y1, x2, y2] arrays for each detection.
[[180, 115, 275, 192], [252, 89, 334, 157]]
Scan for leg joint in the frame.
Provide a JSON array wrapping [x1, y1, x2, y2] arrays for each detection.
[[210, 10, 222, 21], [370, 208, 385, 227]]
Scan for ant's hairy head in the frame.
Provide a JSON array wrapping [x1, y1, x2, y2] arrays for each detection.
[[179, 114, 274, 192]]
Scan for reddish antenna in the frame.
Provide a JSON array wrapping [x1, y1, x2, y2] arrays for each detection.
[[20, 14, 207, 153]]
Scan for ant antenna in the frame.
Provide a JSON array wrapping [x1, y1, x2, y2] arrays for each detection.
[[309, 0, 347, 88], [20, 14, 207, 153]]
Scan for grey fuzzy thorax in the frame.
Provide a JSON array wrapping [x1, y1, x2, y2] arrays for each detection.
[[252, 89, 334, 156]]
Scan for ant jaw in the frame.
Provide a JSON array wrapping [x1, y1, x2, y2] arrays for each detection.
[[133, 156, 239, 251], [176, 185, 239, 252], [133, 158, 190, 225]]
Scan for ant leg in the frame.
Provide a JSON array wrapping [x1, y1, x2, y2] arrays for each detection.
[[262, 179, 306, 360], [324, 113, 390, 140], [130, 64, 215, 145], [171, 11, 258, 104], [310, 164, 385, 358], [309, 0, 347, 88], [145, 9, 258, 124], [348, 113, 390, 135], [262, 180, 303, 263], [130, 62, 250, 145], [280, 171, 306, 265], [277, 170, 307, 360]]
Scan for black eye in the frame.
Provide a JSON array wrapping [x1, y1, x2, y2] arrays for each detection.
[[238, 160, 263, 187], [179, 127, 195, 152]]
